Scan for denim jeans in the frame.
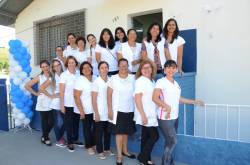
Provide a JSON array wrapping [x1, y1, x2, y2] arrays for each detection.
[[158, 119, 178, 165], [52, 110, 65, 141]]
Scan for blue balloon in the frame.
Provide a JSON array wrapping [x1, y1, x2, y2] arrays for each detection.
[[27, 100, 33, 106], [26, 111, 33, 119], [21, 95, 29, 103], [23, 66, 32, 74], [13, 40, 22, 49], [21, 106, 30, 114], [9, 40, 15, 48], [16, 102, 24, 109], [20, 47, 28, 56], [9, 47, 17, 55], [11, 96, 19, 103], [20, 59, 29, 68]]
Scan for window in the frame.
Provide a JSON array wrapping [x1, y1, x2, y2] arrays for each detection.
[[34, 10, 85, 65]]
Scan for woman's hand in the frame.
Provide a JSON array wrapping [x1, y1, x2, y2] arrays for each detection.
[[80, 111, 85, 120], [141, 113, 148, 125], [194, 100, 205, 106], [61, 106, 66, 114], [108, 111, 113, 120]]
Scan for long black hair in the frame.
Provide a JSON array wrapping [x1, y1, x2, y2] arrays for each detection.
[[146, 22, 162, 43], [115, 27, 128, 42], [98, 28, 115, 49], [163, 18, 179, 44]]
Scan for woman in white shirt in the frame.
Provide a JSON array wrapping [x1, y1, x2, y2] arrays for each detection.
[[141, 22, 171, 80], [63, 33, 78, 58], [118, 29, 141, 74], [96, 28, 119, 76], [163, 18, 186, 75], [25, 60, 54, 146], [152, 60, 204, 165], [74, 61, 96, 155], [39, 59, 66, 147], [92, 61, 114, 159], [107, 58, 136, 165], [115, 27, 128, 49], [86, 34, 99, 76], [59, 56, 82, 152], [134, 60, 158, 165], [75, 36, 91, 64]]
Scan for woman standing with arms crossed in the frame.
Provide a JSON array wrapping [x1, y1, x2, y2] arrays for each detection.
[[25, 60, 54, 146], [92, 61, 114, 160], [74, 62, 96, 155], [59, 56, 83, 152], [107, 58, 136, 165], [153, 60, 204, 165], [134, 60, 159, 165], [141, 22, 171, 80], [96, 28, 119, 76], [117, 29, 141, 74], [163, 18, 185, 75]]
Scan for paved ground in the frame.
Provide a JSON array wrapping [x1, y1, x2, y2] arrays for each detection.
[[0, 129, 187, 165]]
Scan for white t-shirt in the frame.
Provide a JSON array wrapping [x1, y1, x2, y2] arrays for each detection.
[[63, 45, 78, 58], [108, 74, 135, 113], [118, 42, 141, 73], [86, 47, 98, 76], [134, 76, 158, 127], [155, 77, 181, 120], [36, 75, 53, 111], [50, 74, 61, 110], [95, 44, 119, 72], [59, 69, 80, 107], [74, 75, 95, 114], [167, 36, 185, 62], [75, 50, 89, 64], [92, 76, 109, 121]]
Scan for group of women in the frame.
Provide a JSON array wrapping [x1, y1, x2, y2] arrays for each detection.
[[25, 18, 204, 165]]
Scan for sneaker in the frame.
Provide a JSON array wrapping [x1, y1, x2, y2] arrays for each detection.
[[41, 137, 45, 144], [104, 150, 115, 156], [98, 153, 106, 160], [73, 141, 84, 147], [67, 144, 75, 152], [56, 138, 66, 148], [44, 139, 52, 146], [87, 148, 95, 155]]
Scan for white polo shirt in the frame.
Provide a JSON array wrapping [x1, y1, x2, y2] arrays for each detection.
[[50, 74, 60, 110], [155, 77, 181, 120], [134, 76, 158, 127], [63, 45, 78, 58], [118, 42, 142, 73], [74, 75, 95, 114], [95, 44, 119, 72], [59, 69, 80, 107], [167, 36, 185, 62], [108, 74, 135, 113], [92, 76, 109, 121], [86, 47, 98, 76], [75, 50, 89, 64]]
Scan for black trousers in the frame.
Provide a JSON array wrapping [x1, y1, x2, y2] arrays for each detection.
[[64, 107, 80, 145], [39, 111, 54, 139], [95, 121, 111, 153], [82, 113, 95, 149], [138, 126, 159, 163]]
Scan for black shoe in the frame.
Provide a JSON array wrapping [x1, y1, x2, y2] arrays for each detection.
[[122, 152, 136, 159], [67, 144, 75, 152], [116, 162, 122, 165], [73, 141, 84, 147], [44, 139, 52, 146], [41, 137, 45, 144]]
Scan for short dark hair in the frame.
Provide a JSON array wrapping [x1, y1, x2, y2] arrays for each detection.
[[55, 46, 63, 51], [79, 61, 93, 76], [164, 60, 177, 68], [146, 22, 162, 43], [99, 28, 115, 49], [98, 61, 109, 70], [118, 58, 128, 66], [65, 56, 78, 68], [127, 28, 137, 36], [76, 36, 86, 47], [115, 27, 128, 42], [163, 18, 179, 44]]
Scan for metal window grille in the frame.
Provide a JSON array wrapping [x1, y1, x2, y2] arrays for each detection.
[[34, 10, 85, 65]]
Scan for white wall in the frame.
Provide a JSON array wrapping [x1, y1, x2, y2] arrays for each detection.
[[15, 0, 250, 105]]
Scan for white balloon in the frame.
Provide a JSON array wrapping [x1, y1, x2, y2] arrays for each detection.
[[17, 113, 25, 120], [20, 83, 26, 90], [14, 65, 22, 73], [15, 119, 22, 127], [12, 108, 21, 114], [13, 77, 22, 85], [23, 77, 31, 84], [19, 71, 27, 80], [23, 118, 31, 125]]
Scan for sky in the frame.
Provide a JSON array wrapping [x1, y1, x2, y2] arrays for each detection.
[[0, 25, 15, 48]]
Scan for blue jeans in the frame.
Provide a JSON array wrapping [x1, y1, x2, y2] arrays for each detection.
[[158, 119, 178, 165], [52, 110, 65, 141]]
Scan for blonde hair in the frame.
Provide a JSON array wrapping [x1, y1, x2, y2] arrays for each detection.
[[135, 59, 156, 80]]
